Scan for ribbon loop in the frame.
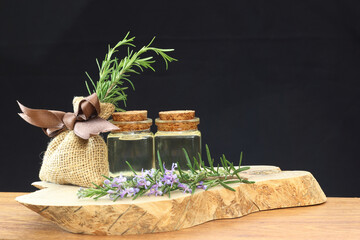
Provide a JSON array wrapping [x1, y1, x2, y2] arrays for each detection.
[[17, 93, 118, 139], [63, 112, 77, 130]]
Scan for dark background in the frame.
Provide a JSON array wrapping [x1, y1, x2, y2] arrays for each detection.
[[0, 1, 359, 196]]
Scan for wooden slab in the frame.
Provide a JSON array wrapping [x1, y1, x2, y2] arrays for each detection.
[[15, 166, 326, 235]]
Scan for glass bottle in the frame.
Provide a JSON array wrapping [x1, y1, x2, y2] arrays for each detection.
[[154, 110, 201, 170], [107, 111, 154, 177]]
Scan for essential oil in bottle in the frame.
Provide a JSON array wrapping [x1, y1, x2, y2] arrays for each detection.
[[107, 111, 154, 177], [154, 110, 201, 170]]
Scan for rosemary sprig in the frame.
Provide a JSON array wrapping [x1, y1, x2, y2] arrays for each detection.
[[85, 32, 177, 111], [77, 145, 254, 201]]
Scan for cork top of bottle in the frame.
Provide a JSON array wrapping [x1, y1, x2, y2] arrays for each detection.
[[156, 110, 199, 131], [112, 110, 148, 121], [159, 110, 195, 120], [111, 110, 151, 132]]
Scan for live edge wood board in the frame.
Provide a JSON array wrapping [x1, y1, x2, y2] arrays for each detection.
[[16, 166, 327, 236]]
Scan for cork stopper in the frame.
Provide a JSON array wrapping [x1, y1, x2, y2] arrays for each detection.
[[112, 110, 147, 121], [156, 110, 199, 131], [111, 110, 152, 132], [159, 110, 195, 120]]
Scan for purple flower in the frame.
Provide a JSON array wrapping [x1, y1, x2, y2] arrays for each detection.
[[161, 163, 179, 187], [178, 183, 192, 194], [145, 169, 156, 178], [111, 175, 127, 188], [197, 181, 208, 190], [136, 178, 151, 189], [120, 187, 140, 198], [103, 179, 111, 186], [107, 189, 116, 194], [171, 163, 177, 170], [107, 189, 119, 201], [136, 169, 156, 179], [134, 169, 153, 189], [148, 183, 163, 196]]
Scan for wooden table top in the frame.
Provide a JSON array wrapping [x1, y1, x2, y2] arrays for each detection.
[[0, 193, 359, 240]]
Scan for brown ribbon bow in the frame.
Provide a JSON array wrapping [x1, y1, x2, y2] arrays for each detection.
[[17, 93, 119, 139]]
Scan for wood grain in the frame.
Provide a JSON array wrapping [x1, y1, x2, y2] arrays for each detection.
[[14, 166, 328, 236], [1, 193, 359, 240]]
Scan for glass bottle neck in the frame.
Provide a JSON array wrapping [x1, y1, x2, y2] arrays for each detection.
[[111, 129, 151, 134]]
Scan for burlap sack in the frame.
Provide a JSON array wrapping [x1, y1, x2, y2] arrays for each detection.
[[39, 130, 108, 187], [38, 98, 115, 187]]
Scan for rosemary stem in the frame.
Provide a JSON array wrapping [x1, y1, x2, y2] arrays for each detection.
[[205, 175, 248, 181], [85, 33, 176, 110]]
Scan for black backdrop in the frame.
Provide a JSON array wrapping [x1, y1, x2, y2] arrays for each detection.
[[1, 1, 359, 196]]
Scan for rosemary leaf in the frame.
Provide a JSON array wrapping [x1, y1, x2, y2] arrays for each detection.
[[183, 148, 196, 174], [205, 144, 215, 172], [157, 151, 165, 174], [125, 161, 137, 175], [233, 167, 250, 175], [85, 32, 177, 111], [219, 181, 236, 191]]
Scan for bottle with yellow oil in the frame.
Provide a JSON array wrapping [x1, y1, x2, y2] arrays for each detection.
[[155, 110, 201, 170], [107, 111, 154, 177]]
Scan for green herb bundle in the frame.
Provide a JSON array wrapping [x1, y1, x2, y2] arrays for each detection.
[[85, 32, 177, 111], [77, 145, 254, 201]]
